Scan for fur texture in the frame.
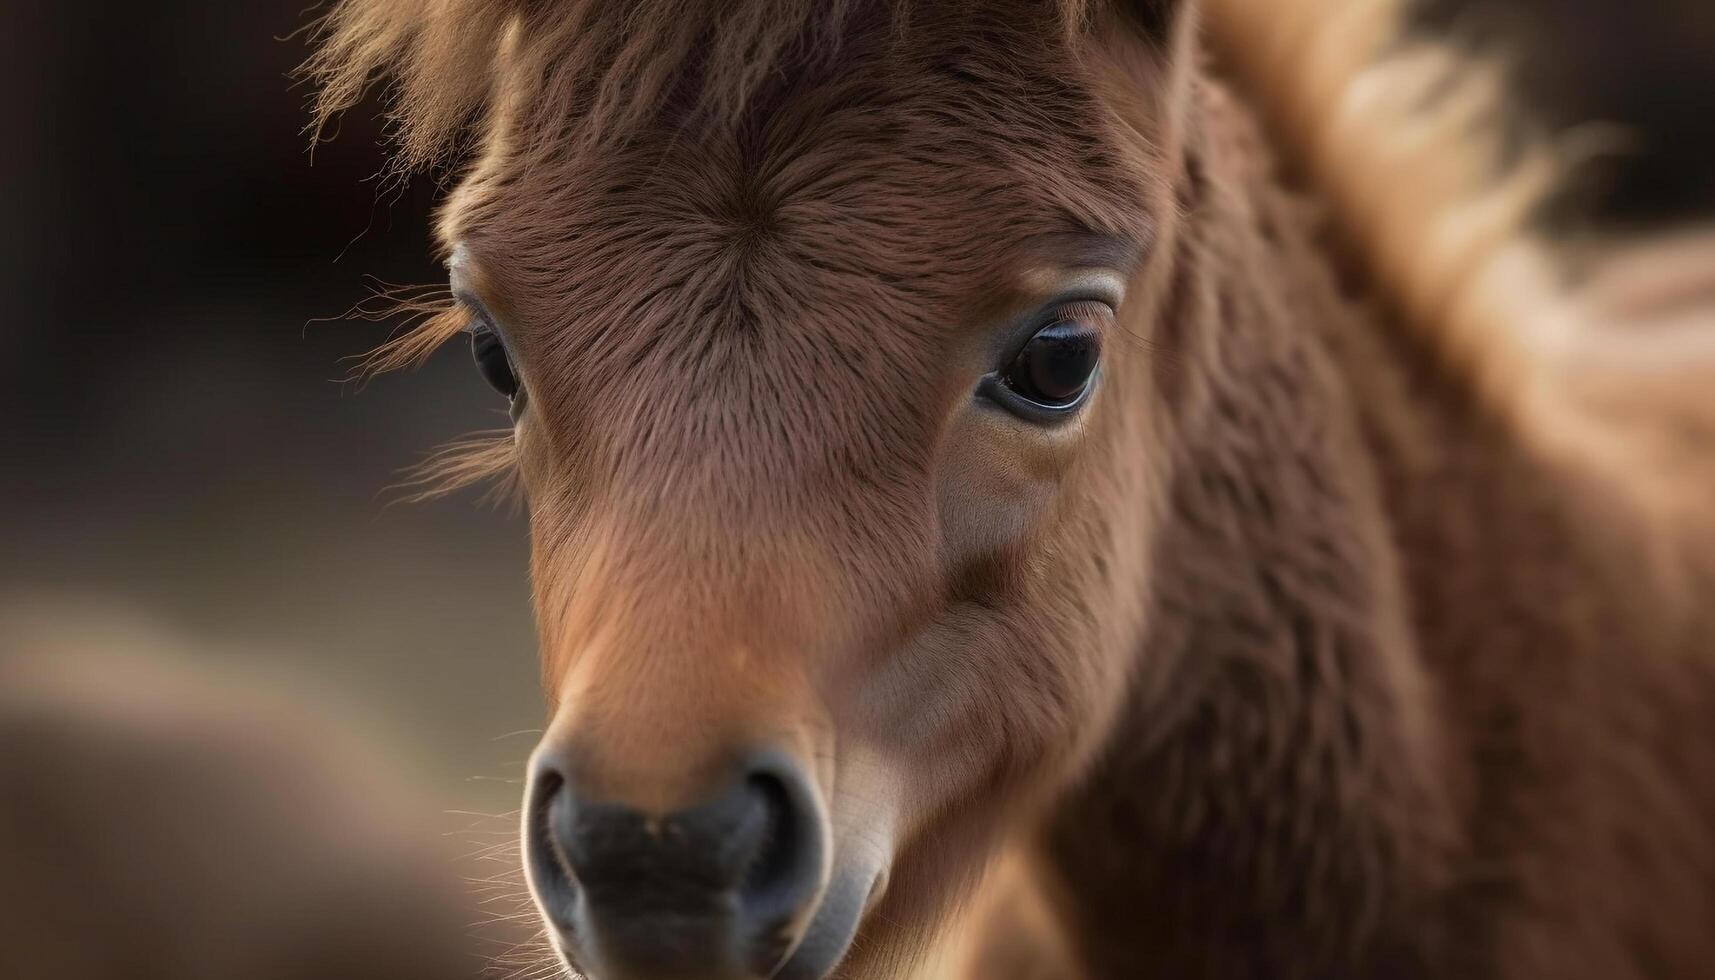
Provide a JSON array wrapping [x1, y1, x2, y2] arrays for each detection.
[[305, 1, 1715, 977]]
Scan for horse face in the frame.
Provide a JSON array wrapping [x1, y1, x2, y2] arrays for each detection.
[[438, 6, 1183, 977]]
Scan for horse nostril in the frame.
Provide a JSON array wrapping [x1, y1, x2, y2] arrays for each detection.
[[738, 767, 817, 936], [523, 767, 580, 934]]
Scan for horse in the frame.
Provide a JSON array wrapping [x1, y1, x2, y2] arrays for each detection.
[[303, 0, 1715, 977]]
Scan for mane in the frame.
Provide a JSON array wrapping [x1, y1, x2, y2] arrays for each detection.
[[303, 0, 1092, 171], [1202, 0, 1575, 424]]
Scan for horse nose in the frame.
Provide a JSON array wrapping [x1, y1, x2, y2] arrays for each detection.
[[525, 749, 826, 979]]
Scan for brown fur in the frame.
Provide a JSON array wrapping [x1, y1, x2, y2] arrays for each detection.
[[305, 1, 1715, 977]]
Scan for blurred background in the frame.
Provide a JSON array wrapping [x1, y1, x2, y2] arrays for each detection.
[[4, 3, 544, 975], [1, 0, 1711, 977]]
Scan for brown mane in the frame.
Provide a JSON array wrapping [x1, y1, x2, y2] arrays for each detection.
[[308, 0, 1100, 168], [1206, 0, 1567, 421]]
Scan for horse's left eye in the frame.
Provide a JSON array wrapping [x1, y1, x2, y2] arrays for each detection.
[[1004, 320, 1100, 407], [984, 311, 1103, 421], [468, 322, 519, 400]]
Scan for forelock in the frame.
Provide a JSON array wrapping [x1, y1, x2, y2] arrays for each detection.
[[302, 0, 1098, 173]]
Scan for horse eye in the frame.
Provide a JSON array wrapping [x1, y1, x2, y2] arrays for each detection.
[[468, 322, 519, 400], [998, 317, 1102, 412]]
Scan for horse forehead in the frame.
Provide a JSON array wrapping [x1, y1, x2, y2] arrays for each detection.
[[519, 142, 1074, 336], [505, 165, 957, 454], [509, 73, 1099, 245], [486, 173, 969, 350], [470, 54, 1134, 306], [597, 137, 1043, 249], [464, 76, 1141, 391]]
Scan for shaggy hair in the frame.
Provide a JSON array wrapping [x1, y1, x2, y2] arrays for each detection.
[[1205, 0, 1566, 417]]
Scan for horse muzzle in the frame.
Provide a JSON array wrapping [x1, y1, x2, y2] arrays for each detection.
[[525, 746, 835, 979]]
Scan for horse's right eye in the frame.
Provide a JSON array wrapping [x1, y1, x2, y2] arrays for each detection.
[[468, 322, 519, 400]]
